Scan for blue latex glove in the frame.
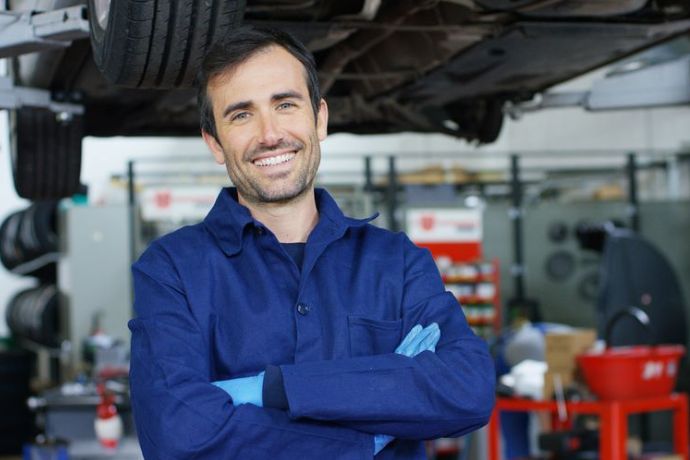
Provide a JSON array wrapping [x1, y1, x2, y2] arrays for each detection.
[[212, 371, 265, 407], [374, 323, 441, 455], [374, 434, 394, 455], [395, 322, 441, 356]]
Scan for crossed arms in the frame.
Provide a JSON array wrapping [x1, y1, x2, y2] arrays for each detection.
[[129, 239, 495, 459]]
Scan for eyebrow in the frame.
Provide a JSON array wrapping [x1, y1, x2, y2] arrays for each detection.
[[222, 100, 252, 119], [272, 91, 304, 103], [221, 91, 305, 119]]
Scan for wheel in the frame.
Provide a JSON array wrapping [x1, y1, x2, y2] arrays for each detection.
[[21, 202, 59, 256], [0, 211, 25, 270], [88, 0, 246, 88], [6, 285, 61, 347], [0, 202, 58, 279], [476, 99, 504, 144], [444, 98, 504, 144], [10, 107, 83, 200]]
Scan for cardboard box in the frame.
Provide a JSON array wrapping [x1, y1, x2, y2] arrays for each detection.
[[545, 329, 597, 372]]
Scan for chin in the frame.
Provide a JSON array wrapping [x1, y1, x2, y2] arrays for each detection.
[[257, 184, 310, 204]]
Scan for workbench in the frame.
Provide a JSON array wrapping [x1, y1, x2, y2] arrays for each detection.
[[488, 393, 689, 460]]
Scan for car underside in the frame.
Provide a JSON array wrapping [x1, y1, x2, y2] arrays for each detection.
[[6, 0, 690, 199]]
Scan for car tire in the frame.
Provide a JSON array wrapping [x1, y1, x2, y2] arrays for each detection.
[[0, 211, 25, 270], [10, 107, 84, 200], [89, 0, 246, 88], [0, 202, 59, 280], [445, 99, 504, 144], [17, 201, 60, 262], [6, 285, 61, 347], [477, 99, 504, 144]]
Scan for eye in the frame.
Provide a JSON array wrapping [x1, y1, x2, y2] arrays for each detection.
[[230, 111, 250, 122], [277, 102, 295, 110]]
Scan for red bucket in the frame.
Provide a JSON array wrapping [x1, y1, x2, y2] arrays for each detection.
[[577, 344, 685, 400]]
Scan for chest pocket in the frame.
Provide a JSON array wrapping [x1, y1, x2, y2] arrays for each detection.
[[347, 316, 402, 357]]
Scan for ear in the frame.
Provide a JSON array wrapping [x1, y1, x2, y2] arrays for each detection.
[[202, 130, 226, 165], [316, 98, 328, 142]]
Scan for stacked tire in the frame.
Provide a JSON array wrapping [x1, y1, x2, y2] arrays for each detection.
[[1, 201, 61, 346], [5, 286, 61, 348], [0, 201, 59, 280], [1, 202, 61, 454]]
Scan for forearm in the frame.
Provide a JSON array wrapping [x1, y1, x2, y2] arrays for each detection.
[[264, 291, 495, 439], [278, 340, 494, 439], [130, 323, 373, 459], [130, 260, 374, 459], [132, 390, 373, 459]]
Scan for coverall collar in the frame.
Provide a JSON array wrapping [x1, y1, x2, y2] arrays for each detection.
[[203, 187, 377, 257]]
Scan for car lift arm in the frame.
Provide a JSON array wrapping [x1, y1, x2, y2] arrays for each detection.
[[0, 5, 89, 58], [0, 76, 83, 114], [0, 6, 87, 114]]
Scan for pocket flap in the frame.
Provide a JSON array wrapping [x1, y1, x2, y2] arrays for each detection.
[[347, 316, 402, 357]]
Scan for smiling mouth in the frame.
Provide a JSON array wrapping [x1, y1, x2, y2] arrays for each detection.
[[253, 152, 296, 167]]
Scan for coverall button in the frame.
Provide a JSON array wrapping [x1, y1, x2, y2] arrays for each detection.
[[297, 303, 310, 315]]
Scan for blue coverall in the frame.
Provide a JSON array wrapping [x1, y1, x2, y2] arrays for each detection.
[[129, 187, 495, 459]]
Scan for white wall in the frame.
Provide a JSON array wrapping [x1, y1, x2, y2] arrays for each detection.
[[81, 137, 211, 203]]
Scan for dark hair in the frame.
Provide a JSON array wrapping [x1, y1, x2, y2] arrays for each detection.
[[197, 26, 321, 141]]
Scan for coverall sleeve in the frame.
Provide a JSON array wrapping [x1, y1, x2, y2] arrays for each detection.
[[279, 236, 496, 440], [129, 246, 373, 460]]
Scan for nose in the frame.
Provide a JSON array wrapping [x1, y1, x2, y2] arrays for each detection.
[[257, 111, 283, 147]]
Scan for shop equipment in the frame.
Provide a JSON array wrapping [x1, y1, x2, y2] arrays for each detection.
[[489, 394, 689, 460], [577, 307, 685, 400], [0, 346, 35, 454], [577, 224, 687, 350], [577, 222, 688, 395]]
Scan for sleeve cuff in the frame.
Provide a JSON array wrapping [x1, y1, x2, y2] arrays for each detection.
[[262, 365, 289, 410]]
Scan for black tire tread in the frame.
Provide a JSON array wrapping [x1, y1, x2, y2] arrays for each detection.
[[90, 0, 246, 89], [12, 108, 83, 200], [0, 211, 24, 270]]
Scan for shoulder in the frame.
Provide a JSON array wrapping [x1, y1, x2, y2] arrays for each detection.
[[349, 223, 430, 258], [134, 222, 210, 275], [158, 222, 210, 249], [357, 222, 421, 246]]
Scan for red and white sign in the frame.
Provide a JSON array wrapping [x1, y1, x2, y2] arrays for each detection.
[[141, 186, 218, 221], [406, 208, 482, 262]]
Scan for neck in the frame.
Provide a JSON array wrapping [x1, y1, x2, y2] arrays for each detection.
[[239, 189, 319, 243]]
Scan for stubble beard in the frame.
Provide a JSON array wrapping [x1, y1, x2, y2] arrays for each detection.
[[226, 137, 321, 206]]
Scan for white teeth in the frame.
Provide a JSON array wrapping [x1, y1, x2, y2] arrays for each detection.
[[254, 153, 296, 167]]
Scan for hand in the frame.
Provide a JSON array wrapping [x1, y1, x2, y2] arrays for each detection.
[[395, 322, 441, 357], [374, 434, 394, 455], [374, 323, 441, 455], [212, 371, 265, 407]]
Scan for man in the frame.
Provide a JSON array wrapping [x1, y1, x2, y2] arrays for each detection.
[[129, 26, 495, 459]]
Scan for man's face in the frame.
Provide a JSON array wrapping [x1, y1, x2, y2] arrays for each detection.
[[202, 45, 328, 206]]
